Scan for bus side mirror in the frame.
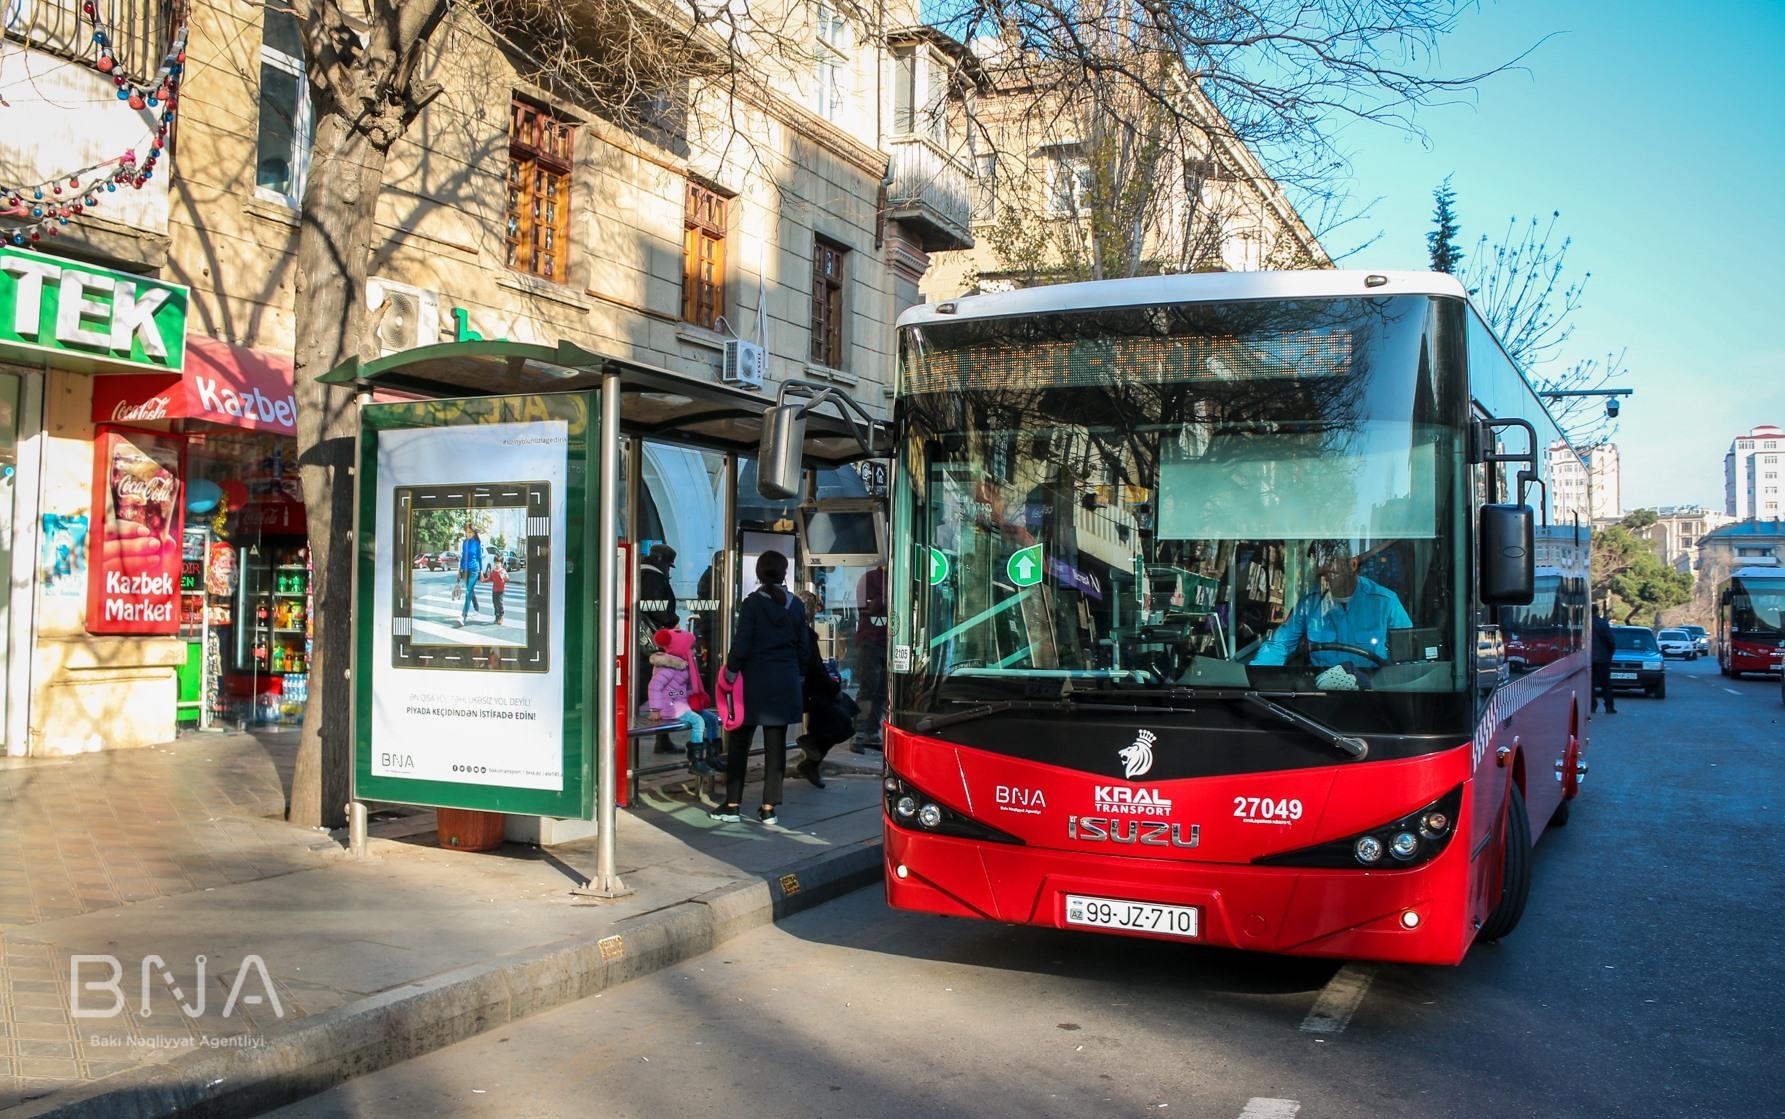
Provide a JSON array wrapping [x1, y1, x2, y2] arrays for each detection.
[[757, 404, 807, 500], [1719, 587, 1731, 606], [1480, 503, 1534, 605]]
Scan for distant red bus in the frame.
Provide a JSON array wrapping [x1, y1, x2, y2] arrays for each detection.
[[1717, 566, 1785, 678], [880, 272, 1590, 965]]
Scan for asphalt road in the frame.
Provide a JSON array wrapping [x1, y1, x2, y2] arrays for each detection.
[[406, 567, 528, 645], [271, 656, 1785, 1119]]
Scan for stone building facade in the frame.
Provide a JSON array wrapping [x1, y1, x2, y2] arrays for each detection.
[[1, 0, 972, 754]]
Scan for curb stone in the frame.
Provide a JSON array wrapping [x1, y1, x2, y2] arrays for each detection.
[[2, 841, 884, 1119]]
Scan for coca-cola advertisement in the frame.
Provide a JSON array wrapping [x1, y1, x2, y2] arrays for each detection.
[[87, 426, 186, 634]]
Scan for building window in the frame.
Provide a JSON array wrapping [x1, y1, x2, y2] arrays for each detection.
[[971, 152, 998, 222], [892, 45, 947, 143], [1046, 145, 1093, 214], [810, 238, 847, 369], [681, 182, 728, 331], [507, 98, 575, 283], [255, 8, 312, 207], [814, 4, 848, 123]]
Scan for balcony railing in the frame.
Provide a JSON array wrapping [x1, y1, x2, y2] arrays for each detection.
[[884, 136, 974, 253]]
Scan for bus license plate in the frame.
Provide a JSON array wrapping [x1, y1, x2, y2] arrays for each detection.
[[1611, 672, 1637, 681], [1064, 894, 1200, 939]]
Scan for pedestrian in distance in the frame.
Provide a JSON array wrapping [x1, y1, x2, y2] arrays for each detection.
[[1591, 605, 1618, 714], [710, 549, 805, 825], [850, 562, 888, 752], [794, 591, 858, 788], [456, 522, 484, 627], [489, 556, 509, 624]]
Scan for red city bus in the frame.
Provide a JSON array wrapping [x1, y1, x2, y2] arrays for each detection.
[[1717, 566, 1785, 678], [880, 272, 1591, 965]]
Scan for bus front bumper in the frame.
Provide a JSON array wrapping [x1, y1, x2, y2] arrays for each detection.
[[883, 824, 1480, 966]]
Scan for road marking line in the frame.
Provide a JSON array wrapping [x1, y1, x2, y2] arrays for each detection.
[[1725, 688, 1741, 695], [1300, 962, 1375, 1034], [1238, 1099, 1301, 1118]]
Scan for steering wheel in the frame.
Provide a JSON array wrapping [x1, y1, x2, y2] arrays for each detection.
[[1306, 641, 1389, 667]]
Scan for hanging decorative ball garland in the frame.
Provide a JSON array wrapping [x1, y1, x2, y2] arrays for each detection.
[[0, 3, 188, 247]]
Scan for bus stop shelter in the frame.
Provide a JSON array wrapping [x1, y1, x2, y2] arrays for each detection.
[[321, 339, 876, 896]]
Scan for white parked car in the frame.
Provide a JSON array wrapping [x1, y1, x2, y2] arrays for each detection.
[[1656, 628, 1697, 660]]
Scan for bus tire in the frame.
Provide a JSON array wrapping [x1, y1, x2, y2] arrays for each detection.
[[1480, 784, 1532, 942]]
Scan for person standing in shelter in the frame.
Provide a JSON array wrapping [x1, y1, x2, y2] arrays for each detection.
[[794, 591, 856, 788], [850, 562, 888, 752], [456, 522, 485, 627], [710, 550, 806, 825], [1590, 605, 1617, 714], [637, 543, 680, 753]]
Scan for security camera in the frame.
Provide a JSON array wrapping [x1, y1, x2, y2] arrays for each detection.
[[1606, 397, 1620, 419]]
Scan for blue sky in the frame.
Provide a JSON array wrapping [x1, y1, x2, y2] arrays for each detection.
[[1325, 0, 1785, 513]]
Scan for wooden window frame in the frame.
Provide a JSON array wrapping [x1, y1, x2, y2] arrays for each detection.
[[506, 97, 575, 284], [681, 181, 728, 331], [810, 238, 847, 369]]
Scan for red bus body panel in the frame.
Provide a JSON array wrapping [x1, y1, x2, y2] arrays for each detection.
[[883, 651, 1589, 965], [1724, 636, 1785, 676]]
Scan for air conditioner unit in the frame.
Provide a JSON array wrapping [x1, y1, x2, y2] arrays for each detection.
[[366, 278, 440, 355], [721, 338, 765, 388]]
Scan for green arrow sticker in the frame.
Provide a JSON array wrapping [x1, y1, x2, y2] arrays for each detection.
[[928, 547, 950, 586], [1007, 544, 1043, 587]]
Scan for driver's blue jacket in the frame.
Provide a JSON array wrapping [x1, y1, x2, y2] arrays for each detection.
[[1252, 575, 1413, 668]]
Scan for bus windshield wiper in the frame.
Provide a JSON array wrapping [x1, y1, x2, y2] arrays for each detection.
[[1060, 686, 1365, 759], [915, 699, 1072, 733], [1239, 692, 1369, 760]]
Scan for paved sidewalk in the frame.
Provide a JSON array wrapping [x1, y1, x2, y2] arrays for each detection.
[[0, 736, 886, 1117]]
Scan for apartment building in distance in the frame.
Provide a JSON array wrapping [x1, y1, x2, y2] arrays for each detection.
[[917, 33, 1326, 299], [1552, 442, 1621, 527], [1726, 424, 1785, 521], [1633, 506, 1734, 573]]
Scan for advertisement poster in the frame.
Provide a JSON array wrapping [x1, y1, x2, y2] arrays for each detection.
[[369, 417, 570, 793], [86, 427, 184, 633], [39, 513, 90, 598]]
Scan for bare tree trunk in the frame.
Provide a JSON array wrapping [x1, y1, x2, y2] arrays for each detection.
[[287, 114, 389, 830]]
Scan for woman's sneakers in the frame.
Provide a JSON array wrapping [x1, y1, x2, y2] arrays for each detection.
[[757, 805, 779, 826], [708, 803, 741, 822]]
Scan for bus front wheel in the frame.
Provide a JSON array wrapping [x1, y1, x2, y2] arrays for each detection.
[[1480, 784, 1531, 942]]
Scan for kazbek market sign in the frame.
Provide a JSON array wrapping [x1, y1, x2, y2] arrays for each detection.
[[0, 246, 188, 372]]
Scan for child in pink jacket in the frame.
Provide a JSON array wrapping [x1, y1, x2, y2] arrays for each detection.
[[645, 626, 720, 773]]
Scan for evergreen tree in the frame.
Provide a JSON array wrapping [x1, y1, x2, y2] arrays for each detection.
[[1427, 176, 1466, 273]]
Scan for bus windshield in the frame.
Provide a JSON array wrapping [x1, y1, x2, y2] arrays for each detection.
[[1730, 579, 1785, 636], [893, 295, 1470, 737]]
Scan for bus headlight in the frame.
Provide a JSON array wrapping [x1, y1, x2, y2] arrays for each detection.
[[1256, 785, 1464, 870], [882, 770, 1024, 844]]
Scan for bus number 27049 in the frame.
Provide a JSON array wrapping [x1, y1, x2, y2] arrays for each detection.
[[1234, 797, 1303, 822]]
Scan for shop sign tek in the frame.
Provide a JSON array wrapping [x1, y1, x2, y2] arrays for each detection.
[[0, 246, 188, 372]]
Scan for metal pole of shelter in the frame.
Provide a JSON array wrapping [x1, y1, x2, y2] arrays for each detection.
[[587, 370, 631, 897]]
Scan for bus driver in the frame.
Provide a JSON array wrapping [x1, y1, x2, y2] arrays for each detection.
[[1251, 540, 1412, 672]]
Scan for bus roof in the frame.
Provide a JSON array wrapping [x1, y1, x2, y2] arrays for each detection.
[[897, 270, 1469, 329], [1728, 565, 1785, 580]]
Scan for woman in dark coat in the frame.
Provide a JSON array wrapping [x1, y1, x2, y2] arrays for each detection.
[[710, 550, 805, 825]]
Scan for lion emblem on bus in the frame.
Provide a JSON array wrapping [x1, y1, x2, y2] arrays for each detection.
[[1119, 730, 1157, 779]]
